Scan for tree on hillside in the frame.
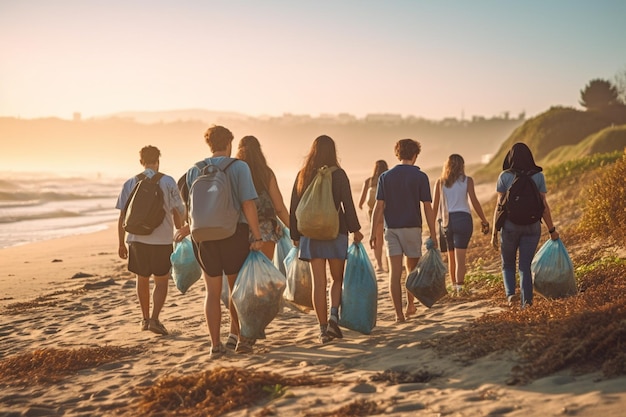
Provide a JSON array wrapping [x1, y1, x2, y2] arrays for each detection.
[[579, 79, 620, 111]]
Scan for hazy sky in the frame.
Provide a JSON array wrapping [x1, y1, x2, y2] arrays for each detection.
[[1, 0, 625, 121]]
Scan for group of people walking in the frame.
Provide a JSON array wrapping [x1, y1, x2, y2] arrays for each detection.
[[116, 125, 559, 357]]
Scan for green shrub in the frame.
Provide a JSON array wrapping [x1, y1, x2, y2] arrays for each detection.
[[579, 152, 626, 242], [544, 150, 623, 188]]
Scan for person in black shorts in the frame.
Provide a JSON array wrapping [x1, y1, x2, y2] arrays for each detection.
[[116, 146, 185, 335]]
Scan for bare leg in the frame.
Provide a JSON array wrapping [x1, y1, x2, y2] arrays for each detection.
[[388, 254, 405, 322], [405, 257, 419, 316], [374, 222, 385, 271], [328, 258, 346, 311], [204, 273, 223, 347], [260, 241, 276, 261], [448, 249, 456, 286], [136, 275, 150, 320], [151, 274, 169, 320], [226, 273, 240, 336], [310, 258, 328, 325], [454, 248, 467, 286]]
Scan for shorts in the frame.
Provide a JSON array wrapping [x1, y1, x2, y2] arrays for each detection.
[[444, 212, 473, 250], [384, 227, 422, 258], [193, 223, 250, 277], [298, 233, 348, 261], [128, 242, 173, 277]]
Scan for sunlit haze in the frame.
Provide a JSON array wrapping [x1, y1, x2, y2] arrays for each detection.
[[1, 0, 625, 120]]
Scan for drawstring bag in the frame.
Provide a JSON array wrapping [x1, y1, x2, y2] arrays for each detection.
[[283, 247, 313, 309], [339, 243, 377, 334], [170, 236, 202, 294], [273, 220, 294, 276], [295, 166, 339, 240], [406, 241, 447, 308], [531, 238, 577, 298], [231, 251, 286, 340]]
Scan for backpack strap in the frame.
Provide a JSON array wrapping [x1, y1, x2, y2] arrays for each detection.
[[150, 172, 165, 183]]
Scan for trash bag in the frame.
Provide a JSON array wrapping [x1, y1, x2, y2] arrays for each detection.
[[220, 274, 230, 308], [273, 220, 293, 276], [231, 251, 286, 339], [406, 246, 447, 308], [283, 247, 313, 309], [170, 236, 202, 294], [531, 238, 577, 298], [339, 242, 377, 334]]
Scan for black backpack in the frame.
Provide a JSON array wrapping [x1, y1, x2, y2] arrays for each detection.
[[123, 172, 166, 235], [496, 170, 545, 229]]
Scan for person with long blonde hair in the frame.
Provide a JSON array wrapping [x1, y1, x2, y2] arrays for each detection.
[[433, 154, 489, 293], [236, 135, 290, 260], [358, 159, 388, 271], [289, 135, 363, 344]]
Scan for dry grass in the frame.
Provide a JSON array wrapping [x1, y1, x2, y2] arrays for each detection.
[[0, 346, 142, 385]]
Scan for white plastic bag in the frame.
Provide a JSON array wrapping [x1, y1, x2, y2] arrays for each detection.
[[232, 251, 286, 339], [283, 247, 313, 309], [273, 221, 293, 276], [532, 238, 577, 298]]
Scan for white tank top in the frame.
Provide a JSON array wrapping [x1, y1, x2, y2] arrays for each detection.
[[442, 177, 471, 214]]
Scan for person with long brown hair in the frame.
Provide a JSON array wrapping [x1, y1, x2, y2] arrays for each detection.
[[432, 154, 489, 294], [358, 160, 389, 272], [289, 135, 363, 344], [236, 135, 290, 260]]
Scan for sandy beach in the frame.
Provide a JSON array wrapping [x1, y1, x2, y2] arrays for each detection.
[[1, 208, 625, 417]]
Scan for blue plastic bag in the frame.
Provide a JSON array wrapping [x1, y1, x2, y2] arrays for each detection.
[[232, 251, 286, 339], [406, 246, 447, 308], [283, 247, 313, 309], [339, 242, 378, 334], [531, 238, 577, 298], [273, 221, 294, 276], [170, 236, 202, 294]]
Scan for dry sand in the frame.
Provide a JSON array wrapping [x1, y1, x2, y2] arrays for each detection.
[[1, 208, 625, 417]]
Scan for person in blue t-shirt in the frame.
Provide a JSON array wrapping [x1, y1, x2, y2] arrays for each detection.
[[370, 139, 437, 323]]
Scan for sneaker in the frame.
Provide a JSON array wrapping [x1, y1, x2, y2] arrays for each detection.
[[148, 318, 168, 335], [140, 319, 150, 331], [225, 334, 238, 350], [318, 331, 332, 344], [327, 317, 343, 339], [210, 343, 226, 359], [235, 336, 255, 354], [507, 294, 520, 307]]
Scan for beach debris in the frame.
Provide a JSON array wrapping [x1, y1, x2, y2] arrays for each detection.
[[71, 272, 94, 279], [51, 259, 63, 263], [83, 278, 117, 290], [135, 366, 329, 416], [0, 345, 142, 385], [370, 369, 440, 384]]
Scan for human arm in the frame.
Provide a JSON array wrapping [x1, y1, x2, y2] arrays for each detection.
[[358, 178, 370, 210], [338, 169, 362, 237], [288, 175, 301, 244], [267, 170, 290, 228], [467, 177, 489, 234], [432, 179, 441, 220], [540, 193, 559, 240], [491, 193, 503, 249], [242, 199, 264, 251], [117, 211, 127, 259], [423, 201, 438, 250]]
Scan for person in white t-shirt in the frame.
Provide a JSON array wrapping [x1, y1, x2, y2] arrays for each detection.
[[432, 154, 489, 294], [116, 145, 185, 335]]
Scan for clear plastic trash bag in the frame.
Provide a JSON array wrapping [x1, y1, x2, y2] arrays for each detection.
[[231, 251, 286, 339], [283, 247, 314, 309], [273, 221, 293, 276], [532, 238, 577, 298], [339, 242, 378, 334], [406, 242, 447, 308], [170, 236, 202, 294]]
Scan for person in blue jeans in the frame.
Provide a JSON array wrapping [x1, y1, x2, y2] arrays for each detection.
[[491, 143, 559, 308]]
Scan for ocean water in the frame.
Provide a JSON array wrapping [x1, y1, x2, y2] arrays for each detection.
[[0, 173, 122, 248]]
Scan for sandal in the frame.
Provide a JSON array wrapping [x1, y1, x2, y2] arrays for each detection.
[[327, 318, 343, 339], [225, 334, 238, 350], [235, 336, 255, 354], [210, 343, 226, 359], [318, 331, 332, 344]]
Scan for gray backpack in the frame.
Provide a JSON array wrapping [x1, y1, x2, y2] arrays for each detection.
[[188, 158, 239, 242]]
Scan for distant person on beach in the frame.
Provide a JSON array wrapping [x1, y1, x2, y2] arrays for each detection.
[[358, 159, 389, 272], [432, 154, 490, 294], [116, 145, 185, 336], [289, 135, 363, 344], [491, 142, 559, 308], [176, 125, 263, 357], [370, 139, 437, 323], [235, 135, 290, 259]]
